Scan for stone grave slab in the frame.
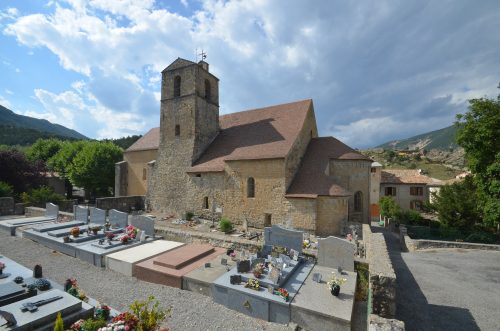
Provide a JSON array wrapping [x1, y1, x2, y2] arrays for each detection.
[[0, 289, 94, 331], [31, 220, 85, 233], [317, 236, 355, 271], [290, 265, 356, 331], [47, 225, 90, 238], [0, 217, 57, 236], [183, 255, 237, 297], [134, 244, 225, 289], [89, 207, 106, 225], [106, 240, 185, 276], [264, 225, 303, 253], [73, 206, 89, 223], [75, 237, 153, 267], [0, 283, 35, 307], [108, 209, 128, 229], [0, 256, 34, 285], [130, 215, 155, 237], [212, 259, 315, 324]]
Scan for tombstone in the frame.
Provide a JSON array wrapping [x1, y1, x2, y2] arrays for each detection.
[[45, 203, 59, 219], [240, 249, 249, 260], [264, 225, 303, 253], [73, 206, 89, 223], [242, 218, 248, 233], [230, 275, 241, 285], [317, 236, 355, 272], [236, 260, 250, 273], [89, 207, 106, 225], [130, 215, 155, 236], [269, 267, 281, 284], [108, 209, 128, 229], [33, 265, 42, 278], [312, 273, 322, 283], [260, 245, 272, 257]]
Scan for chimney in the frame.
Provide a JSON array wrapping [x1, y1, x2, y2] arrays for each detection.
[[198, 61, 209, 72]]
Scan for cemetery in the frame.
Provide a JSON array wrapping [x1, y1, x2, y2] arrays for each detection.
[[0, 203, 361, 330]]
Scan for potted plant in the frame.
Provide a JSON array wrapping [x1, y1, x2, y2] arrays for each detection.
[[90, 226, 102, 235], [106, 232, 115, 240], [105, 221, 111, 231], [327, 272, 347, 297], [244, 278, 260, 291], [252, 262, 265, 278], [63, 236, 71, 243], [126, 225, 139, 239], [70, 227, 80, 237], [121, 235, 130, 244]]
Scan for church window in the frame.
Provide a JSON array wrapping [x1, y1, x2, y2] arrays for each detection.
[[175, 125, 180, 137], [142, 168, 147, 181], [354, 191, 362, 212], [174, 75, 181, 97], [203, 196, 209, 209], [204, 79, 211, 101], [247, 177, 255, 198]]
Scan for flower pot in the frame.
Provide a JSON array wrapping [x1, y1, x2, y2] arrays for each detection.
[[253, 271, 262, 278], [92, 230, 98, 235], [331, 284, 340, 296]]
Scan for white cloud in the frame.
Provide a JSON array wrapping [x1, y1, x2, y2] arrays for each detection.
[[0, 95, 11, 108], [5, 89, 13, 95]]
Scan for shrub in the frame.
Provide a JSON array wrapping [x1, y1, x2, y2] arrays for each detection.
[[129, 296, 171, 331], [21, 186, 64, 207], [0, 181, 13, 197], [185, 211, 194, 221], [397, 209, 423, 225], [82, 318, 107, 331], [54, 312, 64, 331], [219, 217, 233, 233]]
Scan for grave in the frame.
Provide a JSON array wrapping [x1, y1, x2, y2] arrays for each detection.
[[73, 206, 89, 223], [129, 215, 155, 237], [290, 265, 357, 331], [108, 209, 128, 229], [0, 289, 94, 331], [0, 203, 59, 236], [30, 220, 85, 233], [134, 244, 225, 288], [183, 254, 237, 297], [317, 236, 355, 272], [105, 240, 185, 276], [0, 282, 36, 307], [212, 226, 315, 324], [89, 207, 106, 225]]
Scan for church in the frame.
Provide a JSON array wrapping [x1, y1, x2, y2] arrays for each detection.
[[116, 58, 372, 236]]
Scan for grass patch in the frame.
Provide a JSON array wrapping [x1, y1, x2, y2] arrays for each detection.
[[354, 261, 369, 301]]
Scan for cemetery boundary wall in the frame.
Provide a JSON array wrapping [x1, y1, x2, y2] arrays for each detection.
[[25, 206, 73, 220], [0, 197, 14, 215], [96, 196, 145, 213], [400, 226, 500, 252], [363, 224, 399, 325]]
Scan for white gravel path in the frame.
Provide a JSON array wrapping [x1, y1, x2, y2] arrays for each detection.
[[0, 232, 291, 331]]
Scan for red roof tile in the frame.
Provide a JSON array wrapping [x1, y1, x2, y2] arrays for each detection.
[[381, 169, 442, 185], [188, 99, 313, 172], [126, 128, 160, 152], [286, 137, 372, 198]]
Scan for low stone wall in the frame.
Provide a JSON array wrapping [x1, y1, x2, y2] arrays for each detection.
[[15, 203, 27, 215], [155, 224, 261, 252], [0, 197, 14, 215], [400, 226, 500, 252], [369, 315, 405, 331], [364, 225, 397, 319], [96, 196, 145, 213]]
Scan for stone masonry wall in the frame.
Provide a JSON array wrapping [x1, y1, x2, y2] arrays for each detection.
[[0, 197, 14, 215], [123, 149, 157, 196], [316, 196, 348, 236], [96, 196, 145, 212]]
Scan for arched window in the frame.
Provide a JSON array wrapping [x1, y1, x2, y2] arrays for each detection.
[[204, 79, 211, 101], [175, 125, 180, 137], [174, 75, 181, 97], [247, 177, 255, 198], [354, 191, 362, 212], [142, 168, 147, 181], [203, 197, 209, 209]]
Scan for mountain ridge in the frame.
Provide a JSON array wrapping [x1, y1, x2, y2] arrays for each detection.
[[376, 125, 458, 151]]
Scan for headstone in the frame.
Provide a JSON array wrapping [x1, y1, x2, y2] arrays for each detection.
[[236, 260, 250, 273], [73, 206, 89, 223], [89, 207, 106, 225], [269, 267, 281, 284], [230, 275, 241, 285], [33, 265, 42, 278], [312, 273, 322, 283], [130, 215, 155, 236], [139, 231, 146, 242], [240, 249, 249, 260], [45, 203, 59, 218], [108, 209, 128, 229], [264, 225, 303, 253], [242, 218, 248, 232], [317, 236, 355, 272]]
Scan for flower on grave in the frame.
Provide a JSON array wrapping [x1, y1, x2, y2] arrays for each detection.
[[70, 227, 80, 237], [303, 239, 311, 249], [69, 319, 84, 330], [326, 272, 347, 291], [91, 226, 102, 233], [125, 225, 139, 239], [252, 262, 265, 278], [95, 302, 111, 320], [229, 251, 236, 258], [245, 278, 260, 290], [121, 235, 130, 243], [106, 232, 116, 240], [0, 262, 5, 271], [274, 288, 289, 301]]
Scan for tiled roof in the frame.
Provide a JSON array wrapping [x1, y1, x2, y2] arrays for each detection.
[[285, 137, 372, 198], [126, 128, 160, 152], [188, 99, 313, 172], [381, 169, 443, 185]]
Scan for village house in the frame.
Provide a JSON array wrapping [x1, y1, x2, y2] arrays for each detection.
[[116, 58, 373, 236]]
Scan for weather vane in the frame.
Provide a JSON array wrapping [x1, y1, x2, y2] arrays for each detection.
[[198, 49, 207, 61]]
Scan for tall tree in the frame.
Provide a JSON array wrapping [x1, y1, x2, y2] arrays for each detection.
[[0, 149, 45, 197], [456, 85, 500, 227], [68, 141, 123, 199], [26, 138, 63, 163]]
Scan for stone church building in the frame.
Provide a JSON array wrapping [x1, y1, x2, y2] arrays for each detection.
[[116, 58, 372, 236]]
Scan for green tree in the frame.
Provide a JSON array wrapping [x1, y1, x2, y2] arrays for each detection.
[[21, 186, 64, 208], [431, 176, 481, 231], [0, 181, 14, 197], [48, 140, 87, 198], [456, 85, 500, 227], [0, 149, 45, 198], [379, 196, 400, 219], [27, 138, 63, 163], [68, 141, 122, 198]]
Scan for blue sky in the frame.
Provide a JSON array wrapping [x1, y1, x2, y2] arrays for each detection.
[[0, 0, 499, 148]]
